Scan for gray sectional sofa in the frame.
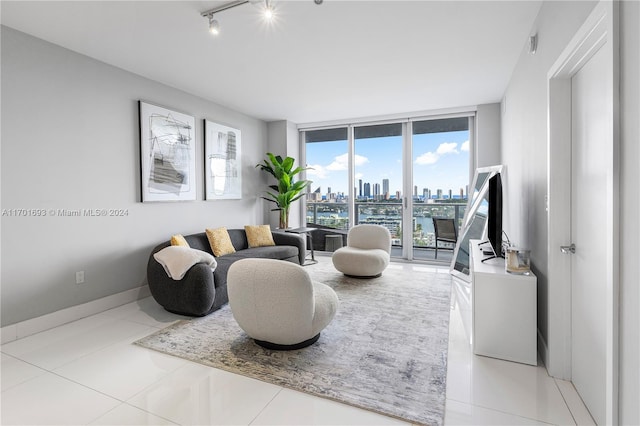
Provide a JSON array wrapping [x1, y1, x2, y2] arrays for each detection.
[[147, 229, 305, 316]]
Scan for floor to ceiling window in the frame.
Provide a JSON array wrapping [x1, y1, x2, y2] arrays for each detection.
[[303, 114, 471, 263], [411, 117, 470, 261], [304, 128, 349, 229], [354, 123, 404, 249]]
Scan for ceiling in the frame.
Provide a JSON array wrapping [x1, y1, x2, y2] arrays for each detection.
[[1, 1, 542, 124]]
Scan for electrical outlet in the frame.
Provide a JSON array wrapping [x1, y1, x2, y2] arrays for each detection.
[[75, 271, 85, 284]]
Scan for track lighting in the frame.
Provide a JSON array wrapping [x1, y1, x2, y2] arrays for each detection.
[[209, 17, 220, 35], [201, 0, 319, 35], [263, 0, 274, 20]]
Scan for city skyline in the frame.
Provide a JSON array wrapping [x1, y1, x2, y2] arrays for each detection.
[[308, 178, 468, 201], [305, 130, 470, 199]]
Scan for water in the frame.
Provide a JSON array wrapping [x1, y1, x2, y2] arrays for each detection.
[[308, 211, 437, 234]]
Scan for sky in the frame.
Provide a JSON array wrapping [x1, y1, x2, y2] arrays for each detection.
[[305, 130, 470, 198]]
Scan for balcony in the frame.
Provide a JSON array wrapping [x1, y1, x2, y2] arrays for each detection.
[[306, 200, 467, 263]]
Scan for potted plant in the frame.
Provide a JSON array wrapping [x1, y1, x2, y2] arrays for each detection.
[[256, 153, 312, 229]]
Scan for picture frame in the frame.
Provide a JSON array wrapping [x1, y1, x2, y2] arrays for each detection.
[[139, 101, 196, 202], [204, 119, 242, 200]]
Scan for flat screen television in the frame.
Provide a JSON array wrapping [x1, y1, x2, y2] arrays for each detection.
[[450, 165, 504, 281], [486, 173, 503, 258]]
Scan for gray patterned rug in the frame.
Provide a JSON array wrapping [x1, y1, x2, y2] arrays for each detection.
[[135, 256, 452, 425]]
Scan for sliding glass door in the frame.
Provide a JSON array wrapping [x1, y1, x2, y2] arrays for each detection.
[[354, 123, 404, 254], [304, 128, 349, 230], [411, 118, 470, 261], [303, 115, 471, 263]]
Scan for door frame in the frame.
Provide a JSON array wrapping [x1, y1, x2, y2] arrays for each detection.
[[547, 1, 619, 424]]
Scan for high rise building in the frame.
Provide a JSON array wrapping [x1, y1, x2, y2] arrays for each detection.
[[437, 189, 443, 199], [423, 188, 429, 199], [373, 183, 381, 199], [382, 179, 389, 195], [449, 189, 452, 199], [359, 179, 363, 198], [364, 182, 371, 198], [414, 185, 418, 197]]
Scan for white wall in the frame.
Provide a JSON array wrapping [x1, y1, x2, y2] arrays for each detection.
[[1, 27, 269, 326], [618, 1, 640, 423], [501, 0, 596, 357], [475, 103, 501, 168], [266, 120, 302, 228], [501, 1, 639, 423]]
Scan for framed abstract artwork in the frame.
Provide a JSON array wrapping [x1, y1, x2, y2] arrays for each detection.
[[139, 101, 196, 202], [204, 120, 242, 200]]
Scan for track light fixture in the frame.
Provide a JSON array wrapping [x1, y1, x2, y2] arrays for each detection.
[[201, 0, 320, 35], [201, 0, 275, 35], [209, 17, 220, 35]]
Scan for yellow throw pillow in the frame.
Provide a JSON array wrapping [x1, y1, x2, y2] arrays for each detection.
[[245, 225, 276, 248], [170, 234, 190, 247], [205, 227, 236, 257]]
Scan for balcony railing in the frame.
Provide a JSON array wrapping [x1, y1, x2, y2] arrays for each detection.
[[306, 201, 467, 251]]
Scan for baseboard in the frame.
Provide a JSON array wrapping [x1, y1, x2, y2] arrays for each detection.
[[1, 285, 151, 344]]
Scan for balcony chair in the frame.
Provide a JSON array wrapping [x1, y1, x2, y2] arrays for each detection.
[[432, 217, 458, 259]]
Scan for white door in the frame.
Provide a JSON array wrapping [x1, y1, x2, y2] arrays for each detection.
[[570, 44, 608, 425]]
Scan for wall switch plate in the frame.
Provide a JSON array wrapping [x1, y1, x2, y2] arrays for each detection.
[[75, 271, 85, 284]]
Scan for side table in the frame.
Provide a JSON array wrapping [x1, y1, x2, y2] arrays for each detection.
[[285, 227, 318, 265]]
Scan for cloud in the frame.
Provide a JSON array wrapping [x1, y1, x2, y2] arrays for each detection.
[[436, 142, 459, 155], [306, 164, 327, 179], [415, 141, 464, 165], [355, 172, 364, 179], [415, 152, 440, 165], [326, 153, 368, 171]]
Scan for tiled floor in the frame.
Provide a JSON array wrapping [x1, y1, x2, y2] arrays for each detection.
[[1, 261, 594, 425]]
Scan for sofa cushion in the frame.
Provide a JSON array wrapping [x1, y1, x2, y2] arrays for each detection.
[[206, 227, 236, 257], [212, 245, 300, 290], [170, 234, 190, 247], [245, 225, 275, 248]]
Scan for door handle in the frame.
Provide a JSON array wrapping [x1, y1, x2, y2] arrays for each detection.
[[560, 243, 576, 254]]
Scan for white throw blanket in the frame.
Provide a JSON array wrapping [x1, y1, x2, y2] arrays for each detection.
[[153, 246, 217, 280]]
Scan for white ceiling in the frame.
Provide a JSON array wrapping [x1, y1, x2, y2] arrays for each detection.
[[1, 1, 542, 124]]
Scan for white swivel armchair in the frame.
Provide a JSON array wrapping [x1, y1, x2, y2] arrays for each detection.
[[227, 258, 339, 350], [331, 224, 391, 278]]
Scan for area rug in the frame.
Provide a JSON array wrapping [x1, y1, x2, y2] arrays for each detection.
[[135, 256, 452, 425]]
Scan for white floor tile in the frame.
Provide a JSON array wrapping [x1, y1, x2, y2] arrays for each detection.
[[1, 314, 116, 358], [2, 319, 153, 370], [128, 363, 282, 425], [555, 378, 596, 425], [53, 334, 187, 400], [444, 399, 552, 425], [89, 403, 178, 425], [468, 355, 574, 424], [0, 353, 47, 392], [251, 388, 409, 425], [1, 372, 119, 425], [445, 303, 576, 426], [1, 269, 592, 426], [101, 297, 188, 328]]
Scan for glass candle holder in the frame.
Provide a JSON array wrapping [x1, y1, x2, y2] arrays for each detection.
[[506, 247, 531, 275]]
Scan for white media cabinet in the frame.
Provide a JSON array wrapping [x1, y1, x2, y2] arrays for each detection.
[[470, 239, 537, 365]]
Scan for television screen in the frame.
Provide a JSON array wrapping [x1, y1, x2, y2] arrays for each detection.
[[487, 173, 503, 258]]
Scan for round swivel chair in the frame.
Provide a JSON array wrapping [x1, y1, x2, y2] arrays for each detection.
[[227, 258, 339, 350], [331, 224, 391, 278]]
